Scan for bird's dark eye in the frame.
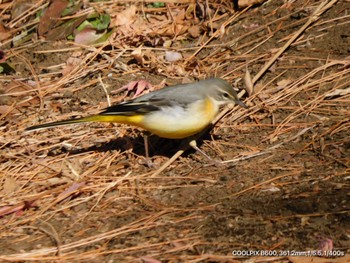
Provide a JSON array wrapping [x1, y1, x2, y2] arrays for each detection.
[[222, 92, 230, 99]]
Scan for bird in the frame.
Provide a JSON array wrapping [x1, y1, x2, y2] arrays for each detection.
[[26, 78, 247, 159]]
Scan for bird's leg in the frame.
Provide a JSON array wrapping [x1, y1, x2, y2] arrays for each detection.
[[189, 140, 223, 166], [142, 132, 155, 168], [189, 140, 212, 161], [143, 133, 150, 159]]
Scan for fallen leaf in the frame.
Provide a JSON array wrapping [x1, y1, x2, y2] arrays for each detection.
[[0, 201, 37, 217], [188, 25, 201, 38], [74, 28, 103, 45], [174, 9, 186, 24], [0, 63, 16, 74], [244, 67, 254, 95], [46, 15, 87, 41], [38, 0, 69, 36], [0, 205, 25, 217], [2, 176, 19, 194], [163, 40, 172, 48], [56, 182, 85, 202], [84, 13, 110, 31], [74, 13, 111, 44], [125, 80, 154, 98], [113, 5, 137, 27], [325, 87, 350, 98], [131, 47, 144, 66], [0, 24, 11, 42], [317, 237, 333, 256]]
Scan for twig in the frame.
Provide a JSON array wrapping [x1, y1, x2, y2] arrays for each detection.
[[151, 149, 185, 177], [98, 74, 111, 106]]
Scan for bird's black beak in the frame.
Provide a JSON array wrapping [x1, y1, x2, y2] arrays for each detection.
[[235, 99, 248, 108]]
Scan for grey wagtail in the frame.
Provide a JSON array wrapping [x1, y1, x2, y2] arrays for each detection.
[[26, 78, 247, 158]]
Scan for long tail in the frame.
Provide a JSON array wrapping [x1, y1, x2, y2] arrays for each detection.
[[25, 115, 109, 131]]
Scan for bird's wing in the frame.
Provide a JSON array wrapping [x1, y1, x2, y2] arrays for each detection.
[[100, 83, 205, 116], [99, 98, 172, 116]]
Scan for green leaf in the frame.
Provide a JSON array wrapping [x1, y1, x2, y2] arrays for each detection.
[[148, 2, 165, 8], [0, 63, 15, 74], [89, 14, 110, 30], [75, 13, 110, 33]]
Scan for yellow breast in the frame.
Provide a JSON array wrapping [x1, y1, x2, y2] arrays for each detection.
[[138, 97, 219, 139]]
